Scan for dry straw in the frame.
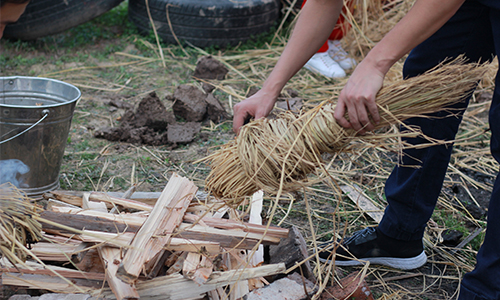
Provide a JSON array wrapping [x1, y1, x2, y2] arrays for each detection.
[[0, 183, 43, 264], [202, 58, 489, 205]]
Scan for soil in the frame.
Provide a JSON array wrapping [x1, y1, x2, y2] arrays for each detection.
[[94, 66, 230, 147], [1, 11, 496, 299]]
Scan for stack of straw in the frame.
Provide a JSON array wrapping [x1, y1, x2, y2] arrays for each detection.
[[0, 183, 43, 264], [202, 59, 489, 205]]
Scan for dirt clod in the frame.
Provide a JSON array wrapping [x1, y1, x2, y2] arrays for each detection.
[[167, 122, 201, 144], [193, 55, 228, 80], [173, 85, 208, 122]]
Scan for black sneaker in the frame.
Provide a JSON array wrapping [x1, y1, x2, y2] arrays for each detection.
[[317, 227, 427, 270]]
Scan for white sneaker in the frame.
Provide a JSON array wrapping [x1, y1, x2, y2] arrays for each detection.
[[304, 52, 346, 78], [327, 40, 357, 70]]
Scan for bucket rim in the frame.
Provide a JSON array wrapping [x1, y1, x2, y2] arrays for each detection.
[[0, 76, 82, 109]]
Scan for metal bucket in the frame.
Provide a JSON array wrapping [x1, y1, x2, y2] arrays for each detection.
[[0, 76, 81, 198]]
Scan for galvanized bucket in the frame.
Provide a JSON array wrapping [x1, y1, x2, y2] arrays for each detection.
[[0, 76, 81, 198]]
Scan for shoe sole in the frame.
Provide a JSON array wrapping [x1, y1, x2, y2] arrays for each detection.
[[319, 251, 427, 270]]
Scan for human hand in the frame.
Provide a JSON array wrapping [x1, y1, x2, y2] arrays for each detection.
[[334, 60, 385, 134], [232, 89, 277, 134]]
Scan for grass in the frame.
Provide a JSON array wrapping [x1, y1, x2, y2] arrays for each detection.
[[1, 0, 497, 299]]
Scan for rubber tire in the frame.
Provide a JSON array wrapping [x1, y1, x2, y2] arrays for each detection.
[[128, 0, 281, 48], [4, 0, 125, 40]]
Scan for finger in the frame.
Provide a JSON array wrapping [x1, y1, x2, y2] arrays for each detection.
[[334, 99, 352, 129], [233, 111, 249, 134], [356, 104, 375, 132], [366, 101, 380, 126]]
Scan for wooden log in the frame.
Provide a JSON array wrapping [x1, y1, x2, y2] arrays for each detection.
[[183, 214, 289, 239], [42, 215, 278, 250], [1, 273, 102, 293], [0, 260, 104, 293], [44, 190, 160, 208], [30, 241, 80, 262], [85, 191, 139, 300], [98, 246, 139, 300], [94, 263, 286, 300], [176, 223, 281, 246], [39, 211, 141, 234], [43, 208, 287, 243], [117, 173, 198, 283], [182, 252, 214, 285]]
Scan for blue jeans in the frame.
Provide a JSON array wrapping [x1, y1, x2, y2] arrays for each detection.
[[377, 1, 500, 299]]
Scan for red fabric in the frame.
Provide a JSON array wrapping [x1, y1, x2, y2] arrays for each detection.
[[301, 0, 354, 52]]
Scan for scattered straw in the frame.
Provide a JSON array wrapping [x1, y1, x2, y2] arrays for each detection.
[[201, 59, 489, 205], [0, 183, 43, 264]]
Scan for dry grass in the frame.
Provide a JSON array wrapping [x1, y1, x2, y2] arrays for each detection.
[[1, 0, 497, 298]]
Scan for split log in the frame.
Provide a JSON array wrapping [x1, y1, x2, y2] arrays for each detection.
[[42, 209, 288, 241], [94, 263, 286, 300], [98, 247, 139, 300], [44, 191, 160, 208], [117, 173, 198, 283], [84, 191, 139, 300], [1, 273, 102, 293], [182, 252, 214, 285], [0, 261, 105, 293]]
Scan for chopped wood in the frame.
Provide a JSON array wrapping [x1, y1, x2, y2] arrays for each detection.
[[98, 246, 139, 300], [2, 273, 102, 293], [44, 190, 159, 208], [95, 263, 286, 300], [183, 213, 289, 238], [117, 173, 198, 283], [30, 242, 80, 262], [183, 252, 214, 285], [11, 175, 289, 299]]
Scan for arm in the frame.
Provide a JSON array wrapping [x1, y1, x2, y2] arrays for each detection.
[[233, 0, 343, 133], [333, 0, 465, 133]]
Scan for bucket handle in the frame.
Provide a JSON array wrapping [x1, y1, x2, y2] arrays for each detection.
[[0, 109, 50, 145]]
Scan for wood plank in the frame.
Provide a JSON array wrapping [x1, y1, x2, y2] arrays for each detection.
[[341, 184, 384, 223], [117, 173, 198, 283]]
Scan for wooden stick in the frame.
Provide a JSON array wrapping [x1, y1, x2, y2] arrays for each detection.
[[117, 173, 198, 283]]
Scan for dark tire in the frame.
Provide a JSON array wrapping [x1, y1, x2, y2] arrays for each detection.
[[128, 0, 281, 48], [4, 0, 125, 40]]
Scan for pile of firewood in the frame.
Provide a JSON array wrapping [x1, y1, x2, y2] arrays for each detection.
[[0, 173, 289, 299]]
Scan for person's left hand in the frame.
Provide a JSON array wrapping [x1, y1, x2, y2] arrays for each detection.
[[334, 59, 385, 134]]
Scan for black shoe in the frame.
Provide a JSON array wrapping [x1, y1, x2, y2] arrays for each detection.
[[317, 227, 427, 270]]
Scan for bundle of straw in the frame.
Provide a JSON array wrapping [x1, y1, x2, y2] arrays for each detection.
[[0, 183, 43, 264], [202, 59, 489, 205]]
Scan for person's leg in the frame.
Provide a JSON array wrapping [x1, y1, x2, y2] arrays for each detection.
[[319, 0, 496, 270], [380, 0, 495, 242], [459, 6, 500, 300]]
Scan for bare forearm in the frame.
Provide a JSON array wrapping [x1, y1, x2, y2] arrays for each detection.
[[262, 0, 343, 97], [366, 0, 465, 75]]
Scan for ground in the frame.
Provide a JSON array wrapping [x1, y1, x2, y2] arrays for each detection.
[[0, 2, 496, 299]]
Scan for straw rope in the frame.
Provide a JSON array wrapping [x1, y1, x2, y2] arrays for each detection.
[[202, 59, 489, 205]]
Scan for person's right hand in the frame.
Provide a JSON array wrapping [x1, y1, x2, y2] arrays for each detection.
[[232, 89, 278, 134]]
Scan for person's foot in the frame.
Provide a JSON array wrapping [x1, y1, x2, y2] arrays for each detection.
[[304, 52, 346, 78], [327, 40, 357, 70], [317, 227, 427, 270]]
